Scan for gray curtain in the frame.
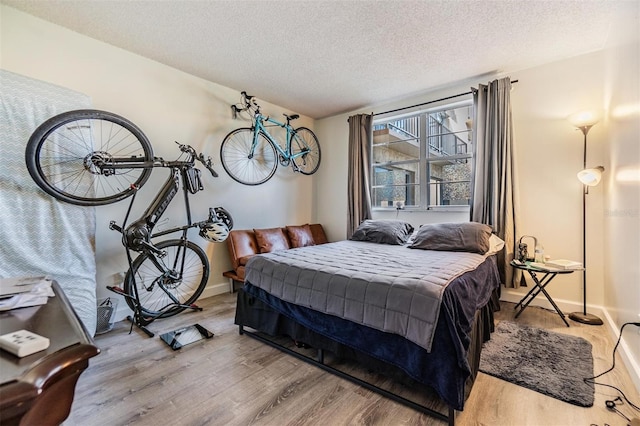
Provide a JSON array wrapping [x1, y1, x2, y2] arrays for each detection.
[[347, 114, 373, 237], [470, 77, 521, 288]]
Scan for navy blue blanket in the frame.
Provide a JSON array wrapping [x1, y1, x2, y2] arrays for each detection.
[[241, 255, 500, 410]]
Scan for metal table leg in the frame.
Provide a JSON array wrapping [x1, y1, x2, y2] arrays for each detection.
[[515, 270, 569, 327]]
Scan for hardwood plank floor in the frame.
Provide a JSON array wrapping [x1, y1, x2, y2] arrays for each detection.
[[65, 293, 640, 426]]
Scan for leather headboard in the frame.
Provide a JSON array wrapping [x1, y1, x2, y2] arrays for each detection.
[[285, 224, 315, 248], [254, 227, 291, 253], [225, 224, 328, 281], [226, 230, 258, 270], [309, 223, 328, 244]]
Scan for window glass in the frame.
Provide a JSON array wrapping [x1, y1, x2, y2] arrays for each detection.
[[428, 158, 471, 206], [372, 101, 472, 209]]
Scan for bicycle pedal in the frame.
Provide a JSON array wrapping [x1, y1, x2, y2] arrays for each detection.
[[107, 285, 128, 296]]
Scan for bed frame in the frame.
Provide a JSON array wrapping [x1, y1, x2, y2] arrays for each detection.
[[235, 288, 497, 425]]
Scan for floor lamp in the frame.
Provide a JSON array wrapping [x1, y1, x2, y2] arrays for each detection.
[[568, 112, 604, 326]]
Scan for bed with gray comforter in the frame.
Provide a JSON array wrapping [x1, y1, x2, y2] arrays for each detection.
[[235, 220, 503, 414], [245, 240, 490, 352]]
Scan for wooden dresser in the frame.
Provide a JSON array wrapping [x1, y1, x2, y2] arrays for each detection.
[[0, 281, 100, 425]]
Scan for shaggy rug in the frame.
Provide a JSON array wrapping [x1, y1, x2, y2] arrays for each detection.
[[479, 321, 594, 407]]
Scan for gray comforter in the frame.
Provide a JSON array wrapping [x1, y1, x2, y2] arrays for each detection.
[[245, 240, 488, 351]]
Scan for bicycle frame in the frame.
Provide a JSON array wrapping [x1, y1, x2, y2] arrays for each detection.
[[252, 113, 310, 162], [125, 168, 197, 330], [105, 153, 211, 336], [116, 162, 198, 250]]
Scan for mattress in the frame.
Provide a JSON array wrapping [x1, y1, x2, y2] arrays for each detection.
[[245, 240, 491, 351], [239, 253, 501, 410], [0, 70, 97, 335]]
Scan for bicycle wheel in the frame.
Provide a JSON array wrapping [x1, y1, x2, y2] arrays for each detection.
[[124, 239, 209, 319], [220, 127, 277, 185], [290, 127, 321, 175], [25, 109, 154, 206]]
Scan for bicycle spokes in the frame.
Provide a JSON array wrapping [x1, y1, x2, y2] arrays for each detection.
[[124, 240, 208, 320], [290, 128, 321, 175], [26, 110, 154, 206], [220, 128, 277, 185]]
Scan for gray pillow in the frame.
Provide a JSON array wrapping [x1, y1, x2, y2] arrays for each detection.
[[408, 222, 493, 254], [350, 219, 414, 245]]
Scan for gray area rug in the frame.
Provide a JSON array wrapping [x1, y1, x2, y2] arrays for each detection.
[[479, 321, 594, 407]]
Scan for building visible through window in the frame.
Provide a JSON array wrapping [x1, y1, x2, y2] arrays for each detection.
[[372, 100, 473, 209]]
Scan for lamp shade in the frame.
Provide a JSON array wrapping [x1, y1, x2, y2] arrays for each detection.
[[569, 111, 600, 128], [577, 166, 605, 186]]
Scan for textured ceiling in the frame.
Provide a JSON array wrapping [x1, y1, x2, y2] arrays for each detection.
[[2, 0, 636, 119]]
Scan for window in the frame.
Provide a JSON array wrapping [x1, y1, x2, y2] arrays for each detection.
[[371, 101, 473, 210]]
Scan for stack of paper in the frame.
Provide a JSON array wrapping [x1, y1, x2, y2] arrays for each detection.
[[544, 259, 583, 270], [0, 276, 54, 311]]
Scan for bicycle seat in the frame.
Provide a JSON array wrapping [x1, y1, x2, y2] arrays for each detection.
[[284, 113, 299, 121]]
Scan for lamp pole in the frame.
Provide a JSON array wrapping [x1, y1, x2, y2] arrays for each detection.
[[569, 124, 603, 325]]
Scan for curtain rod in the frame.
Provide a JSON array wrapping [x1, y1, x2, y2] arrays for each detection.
[[373, 79, 519, 117]]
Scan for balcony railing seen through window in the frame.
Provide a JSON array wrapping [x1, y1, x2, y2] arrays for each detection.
[[372, 102, 473, 209]]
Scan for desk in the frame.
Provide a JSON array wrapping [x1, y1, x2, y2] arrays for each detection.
[[0, 281, 100, 425], [511, 261, 578, 327]]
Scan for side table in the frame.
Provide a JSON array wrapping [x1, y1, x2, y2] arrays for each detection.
[[0, 280, 100, 425], [511, 261, 579, 327]]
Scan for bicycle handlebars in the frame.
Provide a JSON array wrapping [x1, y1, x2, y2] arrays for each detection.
[[197, 153, 218, 178], [175, 142, 218, 178], [232, 91, 260, 119]]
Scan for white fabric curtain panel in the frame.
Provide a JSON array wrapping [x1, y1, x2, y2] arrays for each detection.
[[471, 77, 521, 288], [347, 114, 373, 237]]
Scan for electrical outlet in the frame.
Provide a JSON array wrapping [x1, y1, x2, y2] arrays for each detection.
[[0, 330, 50, 357], [111, 271, 126, 285]]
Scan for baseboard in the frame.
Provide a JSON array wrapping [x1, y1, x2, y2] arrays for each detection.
[[601, 309, 640, 395], [500, 289, 640, 395], [500, 289, 605, 319]]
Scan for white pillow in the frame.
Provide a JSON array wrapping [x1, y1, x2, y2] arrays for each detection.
[[486, 234, 505, 256]]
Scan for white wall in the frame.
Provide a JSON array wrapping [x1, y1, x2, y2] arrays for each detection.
[[508, 52, 607, 305], [603, 35, 640, 385], [1, 5, 317, 313]]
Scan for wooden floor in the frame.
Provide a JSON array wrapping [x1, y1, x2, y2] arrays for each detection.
[[65, 293, 640, 426]]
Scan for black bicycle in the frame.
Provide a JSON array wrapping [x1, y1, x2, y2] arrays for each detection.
[[25, 109, 233, 337]]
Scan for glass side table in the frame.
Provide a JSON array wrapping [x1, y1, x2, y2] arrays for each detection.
[[510, 260, 580, 327]]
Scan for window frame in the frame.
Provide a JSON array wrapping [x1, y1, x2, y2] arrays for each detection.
[[371, 99, 474, 212]]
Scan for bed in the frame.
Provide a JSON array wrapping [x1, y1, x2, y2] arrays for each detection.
[[234, 220, 502, 424]]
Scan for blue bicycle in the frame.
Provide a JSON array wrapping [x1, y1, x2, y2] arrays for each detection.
[[220, 92, 321, 185]]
